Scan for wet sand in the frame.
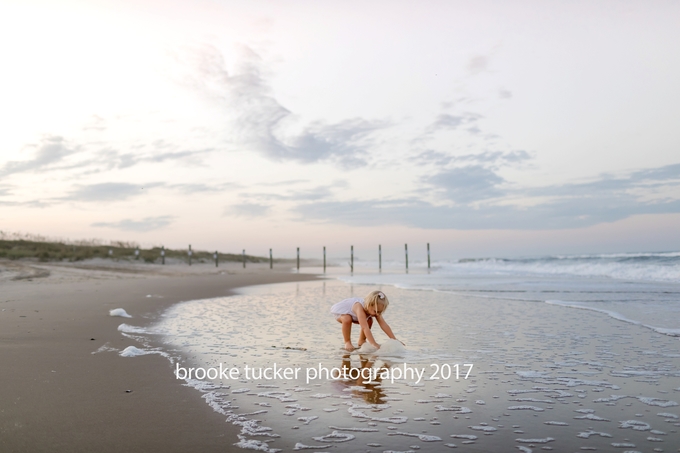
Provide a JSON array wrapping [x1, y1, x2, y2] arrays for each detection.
[[146, 280, 680, 452], [0, 259, 318, 453]]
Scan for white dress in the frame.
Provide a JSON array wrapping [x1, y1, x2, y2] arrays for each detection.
[[330, 297, 367, 322]]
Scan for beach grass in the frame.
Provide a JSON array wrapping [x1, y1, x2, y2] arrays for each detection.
[[0, 237, 271, 264]]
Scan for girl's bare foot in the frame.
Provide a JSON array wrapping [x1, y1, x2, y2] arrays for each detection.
[[344, 342, 355, 351]]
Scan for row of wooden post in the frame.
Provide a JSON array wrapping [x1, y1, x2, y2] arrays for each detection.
[[348, 243, 430, 273], [114, 243, 431, 272], [257, 243, 430, 273]]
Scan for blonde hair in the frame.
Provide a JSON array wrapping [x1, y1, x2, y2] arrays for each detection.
[[364, 290, 389, 314]]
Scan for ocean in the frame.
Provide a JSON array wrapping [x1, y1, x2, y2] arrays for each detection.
[[121, 251, 680, 452], [337, 252, 680, 337]]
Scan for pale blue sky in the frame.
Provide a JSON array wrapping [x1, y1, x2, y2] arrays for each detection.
[[1, 0, 679, 260]]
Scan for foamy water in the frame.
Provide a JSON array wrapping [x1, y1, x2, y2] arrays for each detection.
[[345, 251, 680, 283], [127, 279, 680, 452]]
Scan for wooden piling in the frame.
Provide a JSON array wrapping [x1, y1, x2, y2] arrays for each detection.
[[242, 249, 246, 268], [161, 246, 165, 265], [379, 244, 382, 272], [297, 247, 300, 271], [427, 243, 431, 269], [323, 246, 326, 273], [405, 243, 408, 272], [269, 248, 273, 269], [350, 245, 354, 274]]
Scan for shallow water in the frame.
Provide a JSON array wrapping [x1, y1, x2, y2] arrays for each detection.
[[139, 280, 680, 452], [330, 262, 680, 337]]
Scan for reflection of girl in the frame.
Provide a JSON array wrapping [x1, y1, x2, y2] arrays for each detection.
[[336, 354, 387, 404], [330, 290, 400, 352]]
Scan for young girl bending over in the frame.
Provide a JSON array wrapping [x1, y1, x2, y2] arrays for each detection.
[[330, 290, 399, 351]]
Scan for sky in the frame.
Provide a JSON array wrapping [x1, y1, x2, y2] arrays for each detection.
[[1, 0, 679, 261]]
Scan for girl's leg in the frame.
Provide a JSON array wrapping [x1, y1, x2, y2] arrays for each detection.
[[337, 315, 355, 351], [357, 317, 373, 347]]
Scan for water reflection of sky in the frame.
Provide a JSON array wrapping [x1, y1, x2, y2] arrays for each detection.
[[147, 279, 680, 452]]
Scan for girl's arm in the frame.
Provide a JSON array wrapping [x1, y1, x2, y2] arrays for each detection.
[[353, 304, 380, 348], [376, 315, 399, 342]]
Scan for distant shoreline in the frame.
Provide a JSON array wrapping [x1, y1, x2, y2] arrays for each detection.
[[0, 236, 291, 264]]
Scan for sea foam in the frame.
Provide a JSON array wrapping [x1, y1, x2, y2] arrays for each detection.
[[109, 308, 132, 318]]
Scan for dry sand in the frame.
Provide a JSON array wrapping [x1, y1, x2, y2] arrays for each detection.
[[0, 259, 318, 453]]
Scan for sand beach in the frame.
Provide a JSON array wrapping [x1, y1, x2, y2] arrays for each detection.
[[0, 259, 317, 452], [3, 258, 680, 453]]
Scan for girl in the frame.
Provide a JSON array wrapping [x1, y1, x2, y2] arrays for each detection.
[[331, 290, 400, 351]]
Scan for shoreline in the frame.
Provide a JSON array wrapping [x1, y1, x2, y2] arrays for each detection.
[[0, 259, 320, 453]]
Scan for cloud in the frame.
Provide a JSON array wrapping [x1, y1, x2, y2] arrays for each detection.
[[241, 181, 348, 202], [63, 182, 161, 202], [294, 196, 680, 230], [180, 44, 386, 168], [226, 202, 271, 218], [0, 136, 76, 177], [408, 150, 453, 166], [291, 162, 680, 230], [422, 165, 505, 202], [92, 216, 174, 232], [409, 149, 531, 168], [261, 179, 309, 187], [4, 134, 215, 179], [528, 163, 680, 198], [167, 182, 239, 194], [4, 180, 235, 208], [425, 113, 481, 134], [95, 148, 214, 171], [627, 163, 680, 184], [411, 112, 484, 144]]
